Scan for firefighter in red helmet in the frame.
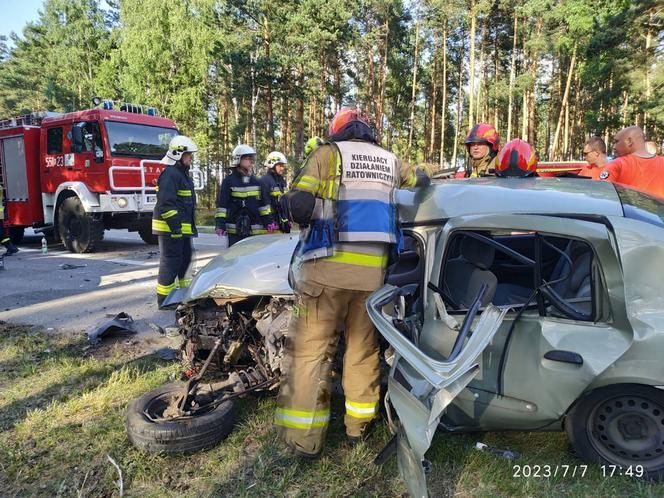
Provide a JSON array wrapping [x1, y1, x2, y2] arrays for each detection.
[[495, 138, 538, 177], [463, 123, 500, 177]]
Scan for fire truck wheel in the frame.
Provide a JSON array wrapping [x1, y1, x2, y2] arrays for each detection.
[[57, 197, 105, 253], [126, 382, 236, 454], [138, 222, 158, 245], [8, 227, 24, 244]]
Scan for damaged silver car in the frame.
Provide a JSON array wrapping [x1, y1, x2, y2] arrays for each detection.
[[126, 234, 298, 453], [369, 178, 664, 497]]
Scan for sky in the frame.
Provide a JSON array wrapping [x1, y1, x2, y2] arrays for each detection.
[[0, 0, 43, 39]]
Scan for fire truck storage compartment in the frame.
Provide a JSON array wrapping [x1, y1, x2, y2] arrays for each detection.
[[2, 136, 28, 200]]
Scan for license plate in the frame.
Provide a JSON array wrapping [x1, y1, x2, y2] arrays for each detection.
[[146, 195, 157, 204]]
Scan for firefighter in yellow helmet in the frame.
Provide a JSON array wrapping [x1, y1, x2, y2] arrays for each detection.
[[275, 107, 430, 457]]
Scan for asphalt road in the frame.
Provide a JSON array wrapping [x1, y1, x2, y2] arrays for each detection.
[[0, 229, 226, 335]]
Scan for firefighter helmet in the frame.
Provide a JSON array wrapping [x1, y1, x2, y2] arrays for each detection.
[[161, 135, 198, 165], [304, 136, 323, 156], [264, 151, 287, 169], [231, 144, 256, 168], [328, 107, 371, 137], [464, 123, 500, 153], [494, 139, 538, 177]]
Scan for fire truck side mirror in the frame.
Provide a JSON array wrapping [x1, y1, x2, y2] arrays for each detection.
[[71, 123, 85, 153]]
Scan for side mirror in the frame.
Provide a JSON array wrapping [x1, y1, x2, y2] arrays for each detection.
[[71, 123, 85, 153], [190, 168, 205, 190]]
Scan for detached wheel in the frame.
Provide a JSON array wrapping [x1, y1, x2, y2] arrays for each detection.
[[138, 220, 158, 245], [57, 197, 104, 253], [8, 227, 24, 244], [126, 382, 235, 454], [566, 384, 664, 481]]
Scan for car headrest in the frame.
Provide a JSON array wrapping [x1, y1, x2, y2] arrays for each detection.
[[460, 236, 495, 270]]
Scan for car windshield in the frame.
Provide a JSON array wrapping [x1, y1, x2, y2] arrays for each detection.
[[105, 121, 178, 159], [615, 185, 664, 229]]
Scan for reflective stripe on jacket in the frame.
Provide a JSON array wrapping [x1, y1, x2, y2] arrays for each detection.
[[152, 162, 198, 236]]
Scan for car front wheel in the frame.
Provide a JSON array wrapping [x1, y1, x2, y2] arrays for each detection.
[[566, 384, 664, 481]]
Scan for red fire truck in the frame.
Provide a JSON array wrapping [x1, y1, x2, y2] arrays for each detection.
[[0, 101, 201, 253]]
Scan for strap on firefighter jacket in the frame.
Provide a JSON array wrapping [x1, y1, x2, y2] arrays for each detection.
[[152, 162, 198, 236], [215, 170, 274, 235]]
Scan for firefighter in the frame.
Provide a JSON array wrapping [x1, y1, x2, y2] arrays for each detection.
[[463, 123, 500, 177], [215, 144, 276, 246], [494, 138, 538, 177], [259, 151, 290, 233], [275, 106, 430, 458], [152, 135, 198, 308], [0, 184, 19, 255], [600, 126, 664, 198]]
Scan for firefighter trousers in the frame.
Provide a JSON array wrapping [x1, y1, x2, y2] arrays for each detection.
[[275, 283, 380, 456], [156, 235, 193, 307]]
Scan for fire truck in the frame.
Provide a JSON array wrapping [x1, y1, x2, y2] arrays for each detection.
[[0, 101, 202, 253]]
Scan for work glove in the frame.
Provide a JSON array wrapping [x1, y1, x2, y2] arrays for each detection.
[[266, 222, 279, 233], [215, 228, 226, 236]]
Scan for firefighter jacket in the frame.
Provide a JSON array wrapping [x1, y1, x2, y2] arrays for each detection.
[[259, 170, 289, 228], [287, 140, 428, 292], [215, 169, 273, 236], [152, 162, 197, 237], [0, 184, 4, 219]]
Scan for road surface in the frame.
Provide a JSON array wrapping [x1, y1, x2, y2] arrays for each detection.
[[0, 229, 226, 335]]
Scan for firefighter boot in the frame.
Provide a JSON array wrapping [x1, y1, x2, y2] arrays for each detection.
[[2, 238, 18, 255]]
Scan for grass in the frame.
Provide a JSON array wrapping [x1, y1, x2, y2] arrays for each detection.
[[2, 322, 664, 497]]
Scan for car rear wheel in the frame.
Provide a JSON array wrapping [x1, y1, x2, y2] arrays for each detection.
[[566, 384, 664, 481], [57, 197, 104, 253], [126, 382, 235, 454]]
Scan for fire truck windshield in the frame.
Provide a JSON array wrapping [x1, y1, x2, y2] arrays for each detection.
[[105, 121, 178, 159]]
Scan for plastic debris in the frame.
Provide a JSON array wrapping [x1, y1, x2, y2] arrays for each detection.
[[60, 263, 88, 270], [87, 312, 138, 344], [475, 442, 519, 460], [153, 347, 178, 361]]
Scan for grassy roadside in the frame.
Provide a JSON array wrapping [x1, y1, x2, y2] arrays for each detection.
[[2, 322, 663, 498]]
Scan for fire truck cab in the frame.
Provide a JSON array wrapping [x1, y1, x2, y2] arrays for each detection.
[[0, 102, 200, 253]]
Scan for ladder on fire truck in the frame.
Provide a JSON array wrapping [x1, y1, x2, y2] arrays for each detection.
[[0, 111, 62, 130]]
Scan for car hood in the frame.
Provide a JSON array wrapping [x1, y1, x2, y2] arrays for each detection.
[[183, 233, 299, 302]]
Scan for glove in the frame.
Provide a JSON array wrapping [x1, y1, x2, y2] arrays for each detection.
[[215, 228, 226, 236], [266, 222, 279, 233]]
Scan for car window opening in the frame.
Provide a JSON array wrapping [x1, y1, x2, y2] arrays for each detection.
[[440, 231, 595, 322]]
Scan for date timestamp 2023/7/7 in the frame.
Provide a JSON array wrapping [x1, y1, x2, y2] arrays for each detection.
[[513, 464, 645, 478]]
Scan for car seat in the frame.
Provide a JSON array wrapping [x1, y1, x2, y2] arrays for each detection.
[[444, 237, 497, 308]]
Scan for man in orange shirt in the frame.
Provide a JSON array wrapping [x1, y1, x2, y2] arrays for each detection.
[[579, 136, 608, 179], [600, 126, 664, 198]]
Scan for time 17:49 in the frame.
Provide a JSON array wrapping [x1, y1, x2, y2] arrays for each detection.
[[601, 465, 644, 478]]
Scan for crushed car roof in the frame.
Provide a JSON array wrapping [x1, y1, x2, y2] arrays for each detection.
[[396, 177, 624, 223]]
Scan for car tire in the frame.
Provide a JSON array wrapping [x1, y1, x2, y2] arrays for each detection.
[[57, 197, 104, 253], [126, 382, 235, 454], [566, 384, 664, 481], [8, 227, 24, 244], [138, 220, 158, 245]]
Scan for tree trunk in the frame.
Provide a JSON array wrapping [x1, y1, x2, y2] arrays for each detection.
[[507, 14, 518, 141], [468, 1, 477, 128], [376, 20, 389, 139], [407, 21, 420, 161], [550, 45, 576, 159], [452, 39, 465, 168], [439, 24, 448, 169], [263, 17, 275, 149], [295, 71, 305, 159], [429, 46, 438, 162]]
